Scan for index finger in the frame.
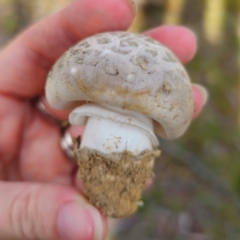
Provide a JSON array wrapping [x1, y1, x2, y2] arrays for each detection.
[[0, 0, 135, 97], [144, 25, 197, 64]]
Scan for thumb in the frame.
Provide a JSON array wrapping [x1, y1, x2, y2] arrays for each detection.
[[0, 181, 107, 240]]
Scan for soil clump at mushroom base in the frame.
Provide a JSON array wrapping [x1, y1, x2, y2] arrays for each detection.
[[75, 147, 161, 218]]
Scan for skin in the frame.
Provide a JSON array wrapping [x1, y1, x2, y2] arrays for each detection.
[[0, 0, 207, 239]]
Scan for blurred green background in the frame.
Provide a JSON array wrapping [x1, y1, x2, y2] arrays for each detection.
[[1, 0, 240, 239]]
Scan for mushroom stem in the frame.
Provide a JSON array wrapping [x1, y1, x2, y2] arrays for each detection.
[[68, 103, 161, 217], [69, 104, 159, 156]]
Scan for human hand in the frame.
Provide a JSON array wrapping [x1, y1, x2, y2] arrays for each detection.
[[0, 0, 207, 239]]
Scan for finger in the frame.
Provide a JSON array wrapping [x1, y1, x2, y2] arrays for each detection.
[[192, 84, 208, 118], [19, 109, 74, 183], [0, 182, 107, 240], [0, 93, 74, 182], [19, 114, 86, 183], [0, 95, 26, 163], [0, 94, 79, 183], [144, 25, 197, 64], [0, 0, 135, 97], [68, 125, 85, 138]]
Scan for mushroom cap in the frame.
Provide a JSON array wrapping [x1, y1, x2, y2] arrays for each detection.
[[45, 32, 194, 140]]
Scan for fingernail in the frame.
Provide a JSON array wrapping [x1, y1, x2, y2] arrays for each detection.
[[192, 84, 208, 105], [125, 0, 138, 16], [57, 201, 106, 240]]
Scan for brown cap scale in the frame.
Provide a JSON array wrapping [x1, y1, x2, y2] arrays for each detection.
[[45, 32, 194, 218]]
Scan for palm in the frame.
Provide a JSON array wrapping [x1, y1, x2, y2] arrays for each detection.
[[0, 97, 72, 182]]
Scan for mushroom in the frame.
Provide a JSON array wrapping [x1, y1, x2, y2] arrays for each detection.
[[45, 32, 194, 218]]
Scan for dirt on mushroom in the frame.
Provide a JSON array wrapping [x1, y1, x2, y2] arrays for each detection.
[[75, 147, 160, 218]]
